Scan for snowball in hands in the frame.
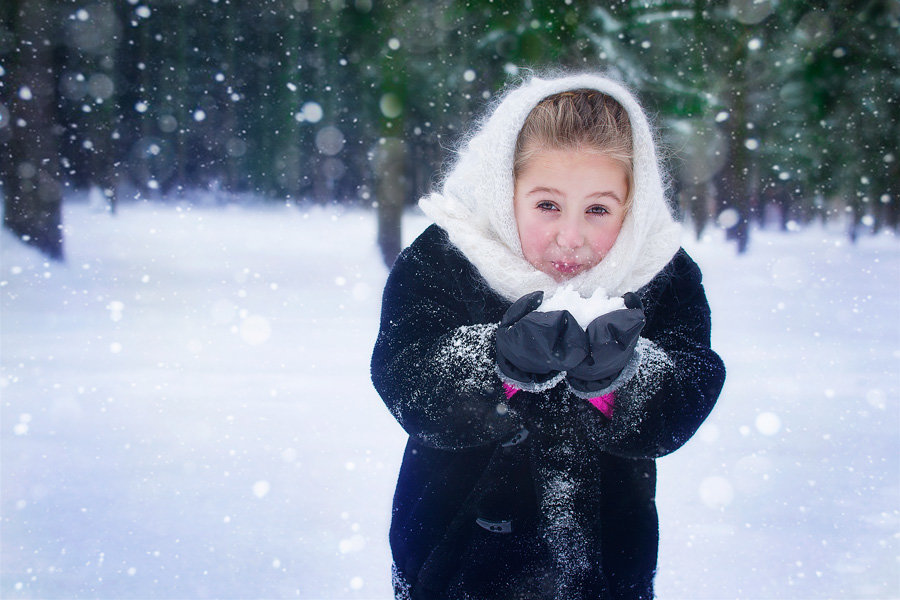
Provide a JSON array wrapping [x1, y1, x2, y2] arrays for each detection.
[[536, 285, 626, 328]]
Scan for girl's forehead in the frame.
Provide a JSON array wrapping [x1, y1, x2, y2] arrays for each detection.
[[517, 145, 631, 175]]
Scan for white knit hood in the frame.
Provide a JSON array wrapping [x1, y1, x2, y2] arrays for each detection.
[[418, 73, 682, 302]]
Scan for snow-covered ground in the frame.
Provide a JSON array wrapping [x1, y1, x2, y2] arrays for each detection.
[[1, 200, 897, 599]]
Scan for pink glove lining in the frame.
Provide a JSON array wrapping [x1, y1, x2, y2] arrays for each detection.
[[501, 383, 615, 418], [587, 393, 615, 419]]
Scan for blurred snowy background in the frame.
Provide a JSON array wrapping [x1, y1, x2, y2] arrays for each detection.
[[2, 1, 899, 599], [2, 2, 898, 262]]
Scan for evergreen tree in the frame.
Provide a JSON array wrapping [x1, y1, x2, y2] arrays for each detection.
[[0, 0, 65, 260]]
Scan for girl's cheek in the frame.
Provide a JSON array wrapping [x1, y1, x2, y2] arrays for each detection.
[[540, 228, 555, 243]]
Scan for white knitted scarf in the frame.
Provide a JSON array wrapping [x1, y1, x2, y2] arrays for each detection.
[[418, 73, 682, 301]]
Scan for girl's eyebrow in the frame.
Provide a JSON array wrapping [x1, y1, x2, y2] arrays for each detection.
[[527, 186, 623, 204], [525, 186, 562, 196], [586, 190, 624, 204]]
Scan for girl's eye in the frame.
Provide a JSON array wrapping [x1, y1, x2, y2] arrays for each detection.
[[587, 205, 610, 215], [536, 201, 558, 212]]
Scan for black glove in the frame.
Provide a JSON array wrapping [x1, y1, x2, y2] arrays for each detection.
[[496, 291, 588, 388], [566, 292, 645, 395]]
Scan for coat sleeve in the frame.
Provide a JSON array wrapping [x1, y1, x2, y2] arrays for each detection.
[[371, 231, 523, 450], [572, 251, 725, 459]]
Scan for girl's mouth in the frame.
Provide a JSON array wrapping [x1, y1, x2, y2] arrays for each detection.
[[551, 261, 583, 276]]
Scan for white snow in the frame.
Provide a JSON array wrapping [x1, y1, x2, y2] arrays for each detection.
[[1, 201, 898, 599], [537, 285, 626, 328]]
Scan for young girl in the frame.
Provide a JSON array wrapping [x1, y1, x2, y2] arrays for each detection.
[[371, 73, 725, 600]]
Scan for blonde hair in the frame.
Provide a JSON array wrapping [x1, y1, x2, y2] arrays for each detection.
[[514, 89, 634, 208]]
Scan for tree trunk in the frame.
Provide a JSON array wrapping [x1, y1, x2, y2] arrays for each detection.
[[374, 10, 409, 269], [682, 180, 713, 240], [0, 0, 64, 260], [718, 85, 752, 254], [375, 137, 406, 268]]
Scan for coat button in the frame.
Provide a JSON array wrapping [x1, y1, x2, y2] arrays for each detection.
[[476, 518, 513, 534], [501, 427, 529, 447]]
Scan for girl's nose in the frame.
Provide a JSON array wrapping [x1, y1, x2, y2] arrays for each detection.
[[556, 218, 584, 250]]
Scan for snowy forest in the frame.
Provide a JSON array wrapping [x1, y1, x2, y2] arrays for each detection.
[[1, 0, 899, 261], [2, 2, 899, 600]]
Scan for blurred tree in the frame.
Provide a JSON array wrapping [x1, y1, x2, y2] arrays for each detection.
[[584, 0, 899, 251], [803, 0, 900, 241], [55, 1, 123, 211], [0, 0, 64, 260], [372, 1, 409, 267]]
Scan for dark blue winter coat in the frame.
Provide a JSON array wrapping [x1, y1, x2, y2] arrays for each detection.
[[371, 225, 725, 599]]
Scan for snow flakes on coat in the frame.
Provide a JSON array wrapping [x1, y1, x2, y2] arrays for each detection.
[[372, 225, 725, 599]]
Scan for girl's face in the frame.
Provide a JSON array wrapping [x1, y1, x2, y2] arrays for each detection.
[[513, 148, 628, 282]]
